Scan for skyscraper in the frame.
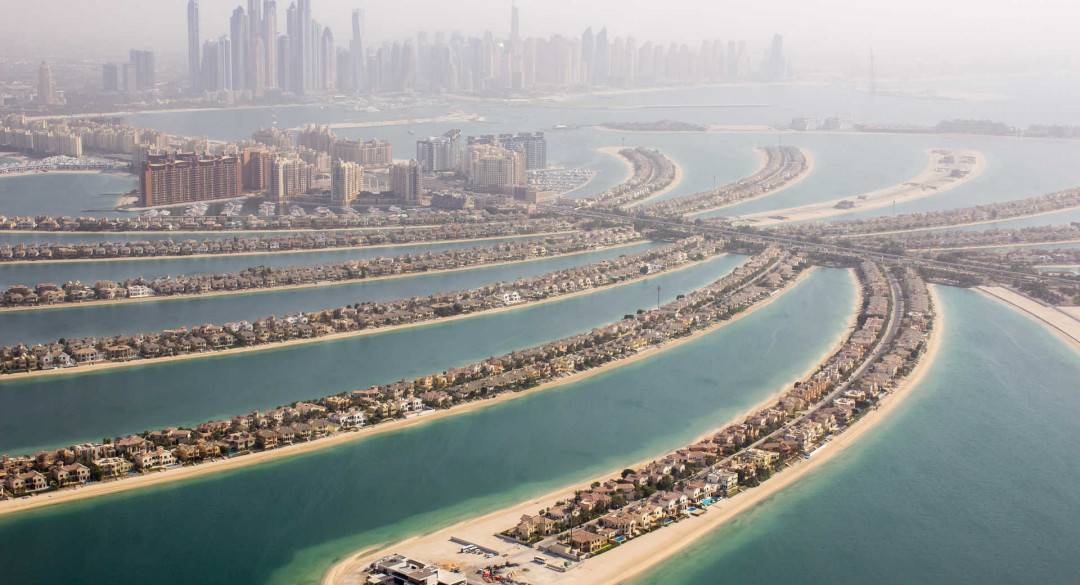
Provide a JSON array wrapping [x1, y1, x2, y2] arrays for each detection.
[[277, 34, 291, 93], [300, 0, 313, 92], [200, 40, 220, 91], [331, 158, 362, 205], [129, 50, 156, 90], [102, 63, 119, 92], [510, 3, 520, 42], [37, 61, 56, 106], [264, 0, 278, 88], [188, 0, 201, 94], [390, 160, 423, 204], [219, 35, 233, 91], [349, 9, 364, 91], [230, 7, 248, 91], [320, 27, 335, 90]]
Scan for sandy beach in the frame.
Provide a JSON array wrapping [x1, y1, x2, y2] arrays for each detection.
[[0, 252, 726, 382], [976, 286, 1080, 351], [577, 285, 943, 585], [300, 111, 482, 131], [736, 149, 985, 226], [0, 257, 788, 518], [0, 232, 574, 266], [320, 268, 864, 585], [0, 241, 644, 314], [687, 147, 815, 218], [0, 168, 118, 179], [593, 146, 684, 207]]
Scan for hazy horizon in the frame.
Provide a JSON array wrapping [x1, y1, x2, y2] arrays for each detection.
[[3, 0, 1079, 77]]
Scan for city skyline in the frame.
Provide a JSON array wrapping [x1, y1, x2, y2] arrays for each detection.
[[4, 0, 1078, 75]]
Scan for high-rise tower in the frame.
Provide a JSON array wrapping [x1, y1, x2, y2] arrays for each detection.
[[188, 0, 201, 93], [230, 7, 248, 90], [510, 2, 520, 42], [37, 61, 56, 105]]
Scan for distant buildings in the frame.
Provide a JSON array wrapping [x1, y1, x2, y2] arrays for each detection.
[[242, 149, 274, 192], [188, 0, 201, 93], [139, 152, 241, 207], [37, 62, 56, 106], [129, 50, 156, 91], [102, 63, 120, 93], [468, 132, 546, 170], [416, 129, 463, 172], [466, 144, 526, 191], [331, 158, 362, 205], [390, 160, 423, 204], [269, 156, 314, 202]]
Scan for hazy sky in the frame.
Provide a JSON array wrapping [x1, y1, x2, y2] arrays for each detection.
[[3, 0, 1078, 73]]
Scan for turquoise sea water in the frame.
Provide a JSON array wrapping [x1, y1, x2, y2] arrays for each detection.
[[0, 172, 137, 218], [629, 285, 1080, 585], [0, 241, 660, 346], [0, 254, 744, 454], [0, 267, 858, 585]]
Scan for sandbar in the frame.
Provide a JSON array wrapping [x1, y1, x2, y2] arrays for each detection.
[[736, 149, 985, 226]]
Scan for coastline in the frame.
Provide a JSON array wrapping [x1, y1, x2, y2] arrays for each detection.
[[916, 238, 1080, 251], [687, 147, 815, 218], [839, 204, 1080, 237], [975, 286, 1080, 351], [0, 241, 645, 314], [300, 111, 482, 131], [0, 252, 725, 382], [736, 149, 985, 226], [593, 146, 685, 208], [0, 257, 796, 518], [0, 168, 119, 179], [596, 146, 685, 208], [319, 267, 861, 585], [580, 284, 944, 585], [0, 232, 573, 265]]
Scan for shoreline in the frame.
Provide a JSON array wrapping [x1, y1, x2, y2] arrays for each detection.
[[0, 232, 573, 265], [582, 283, 944, 585], [0, 252, 725, 382], [320, 267, 861, 585], [837, 204, 1080, 238], [687, 147, 815, 218], [736, 149, 985, 226], [297, 111, 482, 131], [0, 257, 786, 517], [0, 168, 120, 179], [0, 224, 486, 236], [595, 147, 685, 208], [916, 237, 1080, 251], [975, 286, 1080, 352], [0, 241, 645, 314]]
